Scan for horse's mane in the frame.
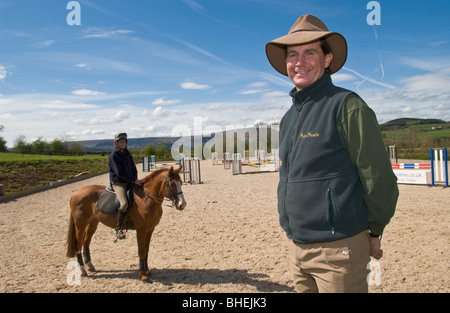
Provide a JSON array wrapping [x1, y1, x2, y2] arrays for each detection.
[[140, 167, 169, 185]]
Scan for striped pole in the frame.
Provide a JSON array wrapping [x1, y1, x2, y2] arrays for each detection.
[[391, 163, 431, 169]]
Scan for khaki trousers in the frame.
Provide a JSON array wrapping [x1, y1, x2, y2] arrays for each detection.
[[111, 182, 129, 213], [288, 231, 370, 293]]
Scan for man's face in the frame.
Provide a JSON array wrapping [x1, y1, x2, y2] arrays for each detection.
[[286, 41, 333, 90]]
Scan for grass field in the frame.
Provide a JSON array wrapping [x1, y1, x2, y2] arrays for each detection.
[[0, 153, 109, 195], [381, 124, 450, 140], [0, 152, 105, 161]]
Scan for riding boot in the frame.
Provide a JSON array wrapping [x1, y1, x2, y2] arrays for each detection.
[[115, 210, 127, 240]]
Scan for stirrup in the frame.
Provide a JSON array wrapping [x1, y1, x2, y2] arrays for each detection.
[[115, 229, 126, 241]]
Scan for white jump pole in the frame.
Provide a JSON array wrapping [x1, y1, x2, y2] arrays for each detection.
[[431, 148, 448, 187]]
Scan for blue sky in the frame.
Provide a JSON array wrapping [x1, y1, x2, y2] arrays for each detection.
[[0, 0, 449, 146]]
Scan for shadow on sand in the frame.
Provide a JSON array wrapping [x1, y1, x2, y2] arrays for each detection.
[[89, 267, 294, 292]]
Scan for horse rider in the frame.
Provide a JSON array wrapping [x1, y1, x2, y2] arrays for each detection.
[[109, 132, 142, 240]]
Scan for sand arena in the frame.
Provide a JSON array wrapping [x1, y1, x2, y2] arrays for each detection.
[[0, 160, 448, 293]]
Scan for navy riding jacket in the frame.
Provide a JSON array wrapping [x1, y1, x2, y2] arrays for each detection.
[[109, 148, 138, 184]]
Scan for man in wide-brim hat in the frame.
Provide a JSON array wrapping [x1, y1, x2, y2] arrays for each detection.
[[267, 14, 398, 293]]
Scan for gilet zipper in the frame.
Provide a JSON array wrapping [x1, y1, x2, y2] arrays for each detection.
[[327, 188, 336, 236]]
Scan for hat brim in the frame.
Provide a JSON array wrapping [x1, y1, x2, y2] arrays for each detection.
[[266, 31, 347, 76]]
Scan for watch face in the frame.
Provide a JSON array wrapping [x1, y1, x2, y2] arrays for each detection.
[[366, 229, 379, 237]]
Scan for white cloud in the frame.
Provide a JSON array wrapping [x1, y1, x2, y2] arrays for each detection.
[[400, 67, 450, 96], [356, 67, 450, 123], [0, 113, 13, 119], [248, 82, 268, 88], [76, 63, 91, 70], [402, 106, 413, 113], [152, 97, 181, 106], [399, 56, 450, 72], [430, 41, 447, 48], [82, 28, 133, 39], [152, 106, 168, 117], [180, 0, 204, 13], [180, 80, 211, 90], [263, 91, 287, 98], [71, 89, 106, 96], [82, 129, 105, 136], [132, 125, 155, 133], [74, 110, 130, 125], [0, 66, 9, 80], [331, 73, 358, 83], [238, 89, 267, 95], [34, 40, 55, 48], [44, 100, 98, 110]]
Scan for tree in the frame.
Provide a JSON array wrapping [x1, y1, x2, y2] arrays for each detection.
[[69, 142, 84, 155], [50, 139, 65, 155], [14, 135, 30, 155], [143, 143, 156, 157], [0, 125, 7, 152], [31, 137, 50, 154]]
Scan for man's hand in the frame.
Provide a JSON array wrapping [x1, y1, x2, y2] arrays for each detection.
[[369, 237, 383, 259]]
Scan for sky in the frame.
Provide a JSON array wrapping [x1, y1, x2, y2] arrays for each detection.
[[0, 0, 449, 147]]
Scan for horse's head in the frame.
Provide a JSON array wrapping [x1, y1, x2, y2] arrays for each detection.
[[164, 166, 186, 211]]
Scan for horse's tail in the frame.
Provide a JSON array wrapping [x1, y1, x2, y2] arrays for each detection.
[[66, 213, 77, 258]]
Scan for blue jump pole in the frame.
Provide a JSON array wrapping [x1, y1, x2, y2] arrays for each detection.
[[430, 148, 435, 186], [444, 148, 448, 187]]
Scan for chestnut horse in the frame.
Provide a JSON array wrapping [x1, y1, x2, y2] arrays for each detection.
[[66, 166, 186, 282]]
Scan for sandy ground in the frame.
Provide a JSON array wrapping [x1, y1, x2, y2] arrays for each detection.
[[0, 160, 448, 293]]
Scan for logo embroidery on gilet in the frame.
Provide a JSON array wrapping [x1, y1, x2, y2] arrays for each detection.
[[300, 132, 319, 139]]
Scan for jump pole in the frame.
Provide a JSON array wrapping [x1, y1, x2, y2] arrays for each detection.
[[388, 145, 398, 164], [273, 149, 280, 172], [142, 155, 156, 172], [212, 152, 218, 165], [431, 148, 448, 187], [223, 152, 231, 170], [189, 157, 202, 184], [180, 156, 202, 184], [232, 153, 242, 175], [143, 156, 148, 172]]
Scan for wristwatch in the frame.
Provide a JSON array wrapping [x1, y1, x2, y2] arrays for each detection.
[[366, 229, 381, 238]]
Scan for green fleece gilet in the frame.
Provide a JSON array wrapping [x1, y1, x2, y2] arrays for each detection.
[[278, 74, 368, 243]]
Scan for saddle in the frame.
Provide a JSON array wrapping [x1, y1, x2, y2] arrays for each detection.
[[97, 185, 135, 230]]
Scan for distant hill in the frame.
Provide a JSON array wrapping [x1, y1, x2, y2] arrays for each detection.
[[74, 125, 279, 152], [75, 136, 181, 152], [75, 119, 448, 152], [380, 118, 448, 131], [75, 134, 221, 152]]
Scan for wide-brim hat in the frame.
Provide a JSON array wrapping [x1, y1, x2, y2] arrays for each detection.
[[266, 14, 347, 76]]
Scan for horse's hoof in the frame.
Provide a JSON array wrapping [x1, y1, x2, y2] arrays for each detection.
[[86, 261, 96, 272], [80, 266, 88, 277], [139, 271, 151, 282]]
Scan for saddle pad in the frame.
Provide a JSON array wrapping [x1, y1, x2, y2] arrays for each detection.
[[97, 189, 120, 215], [97, 188, 135, 230]]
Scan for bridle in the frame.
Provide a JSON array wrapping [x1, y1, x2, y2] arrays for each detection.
[[139, 174, 183, 208]]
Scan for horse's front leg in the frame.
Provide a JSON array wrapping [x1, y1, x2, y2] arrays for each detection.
[[136, 229, 153, 282]]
